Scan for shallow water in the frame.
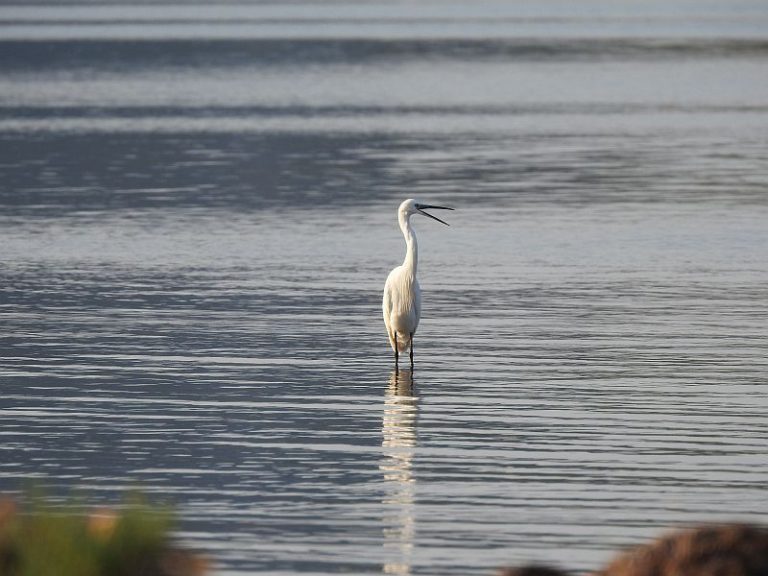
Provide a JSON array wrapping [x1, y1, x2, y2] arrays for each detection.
[[2, 2, 768, 575]]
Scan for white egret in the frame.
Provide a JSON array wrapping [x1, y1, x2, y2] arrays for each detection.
[[382, 198, 453, 368]]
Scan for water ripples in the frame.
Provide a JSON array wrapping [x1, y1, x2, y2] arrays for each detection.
[[2, 1, 768, 574], [2, 230, 766, 573]]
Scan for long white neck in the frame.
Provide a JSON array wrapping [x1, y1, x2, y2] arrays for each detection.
[[398, 210, 418, 278]]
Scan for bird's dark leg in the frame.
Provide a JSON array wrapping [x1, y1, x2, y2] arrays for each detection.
[[409, 333, 414, 370], [394, 333, 399, 369]]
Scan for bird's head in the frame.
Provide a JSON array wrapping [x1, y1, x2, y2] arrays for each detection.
[[399, 198, 454, 226]]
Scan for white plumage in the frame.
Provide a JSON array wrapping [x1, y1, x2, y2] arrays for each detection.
[[382, 198, 452, 367], [383, 264, 421, 355]]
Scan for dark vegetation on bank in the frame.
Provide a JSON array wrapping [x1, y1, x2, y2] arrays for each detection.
[[502, 524, 768, 576]]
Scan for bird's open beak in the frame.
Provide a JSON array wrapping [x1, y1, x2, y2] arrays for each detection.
[[416, 204, 454, 226]]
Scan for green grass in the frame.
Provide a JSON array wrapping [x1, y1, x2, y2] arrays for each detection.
[[0, 493, 204, 576]]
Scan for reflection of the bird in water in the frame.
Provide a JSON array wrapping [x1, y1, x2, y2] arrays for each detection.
[[381, 369, 418, 576]]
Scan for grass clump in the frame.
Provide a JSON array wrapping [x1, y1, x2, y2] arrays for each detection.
[[0, 493, 206, 576]]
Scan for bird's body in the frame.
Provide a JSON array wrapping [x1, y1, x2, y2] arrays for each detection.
[[383, 265, 421, 354], [382, 199, 452, 368]]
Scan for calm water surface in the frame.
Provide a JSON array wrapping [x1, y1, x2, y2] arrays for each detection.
[[1, 2, 768, 575]]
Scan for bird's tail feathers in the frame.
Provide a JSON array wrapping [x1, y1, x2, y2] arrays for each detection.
[[389, 331, 410, 353]]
